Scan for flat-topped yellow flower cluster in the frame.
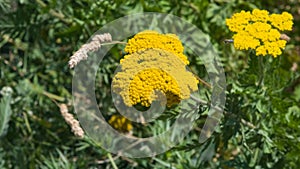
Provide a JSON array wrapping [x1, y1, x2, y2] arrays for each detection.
[[113, 31, 198, 107], [226, 9, 293, 57]]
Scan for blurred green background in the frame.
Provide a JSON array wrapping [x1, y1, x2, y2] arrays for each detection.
[[0, 0, 300, 168]]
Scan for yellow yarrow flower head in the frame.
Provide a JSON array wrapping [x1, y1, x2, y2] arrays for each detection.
[[108, 114, 133, 133], [113, 31, 198, 107], [113, 49, 198, 107], [226, 9, 293, 58]]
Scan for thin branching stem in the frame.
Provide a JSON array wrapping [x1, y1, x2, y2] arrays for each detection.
[[101, 41, 127, 45], [107, 153, 118, 169]]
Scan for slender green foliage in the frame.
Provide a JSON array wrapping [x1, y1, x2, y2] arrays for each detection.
[[0, 0, 299, 168]]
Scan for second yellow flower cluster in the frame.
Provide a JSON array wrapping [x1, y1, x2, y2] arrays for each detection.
[[226, 9, 293, 57]]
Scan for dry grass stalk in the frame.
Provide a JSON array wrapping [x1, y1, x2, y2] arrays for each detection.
[[59, 104, 84, 138], [68, 33, 112, 68]]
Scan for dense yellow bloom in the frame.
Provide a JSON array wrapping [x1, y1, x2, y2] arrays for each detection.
[[226, 9, 293, 57], [124, 30, 189, 65], [113, 49, 198, 107], [113, 30, 198, 107], [108, 115, 133, 132]]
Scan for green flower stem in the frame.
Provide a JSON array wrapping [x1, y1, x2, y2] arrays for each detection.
[[42, 91, 65, 102], [101, 41, 127, 45], [107, 153, 118, 169], [188, 69, 212, 89], [258, 56, 265, 87], [26, 79, 66, 102], [193, 74, 212, 89], [23, 112, 32, 134]]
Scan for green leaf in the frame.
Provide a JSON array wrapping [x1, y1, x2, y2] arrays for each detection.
[[293, 85, 300, 102], [286, 105, 300, 123], [0, 94, 12, 138]]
